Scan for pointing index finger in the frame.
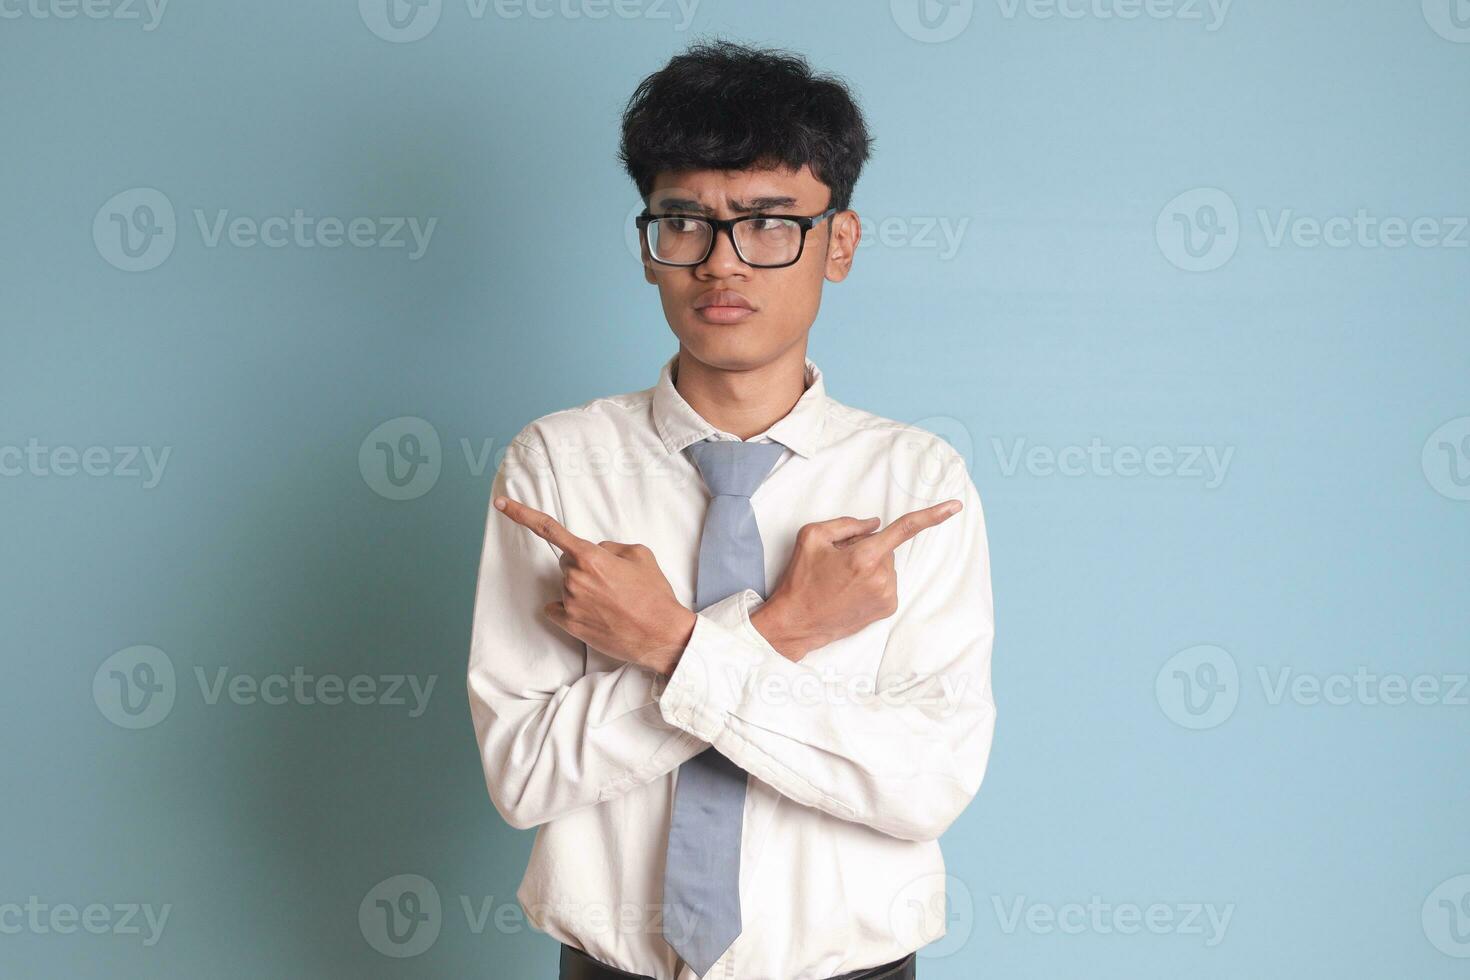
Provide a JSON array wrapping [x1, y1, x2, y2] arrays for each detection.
[[494, 495, 592, 556], [863, 499, 963, 555]]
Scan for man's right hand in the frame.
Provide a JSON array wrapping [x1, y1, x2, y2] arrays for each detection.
[[751, 499, 963, 661]]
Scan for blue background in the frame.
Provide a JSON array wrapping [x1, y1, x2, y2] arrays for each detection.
[[3, 0, 1468, 976]]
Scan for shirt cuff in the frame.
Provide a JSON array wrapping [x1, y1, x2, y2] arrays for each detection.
[[656, 589, 779, 740]]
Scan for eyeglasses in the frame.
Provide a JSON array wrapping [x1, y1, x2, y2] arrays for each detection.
[[635, 206, 839, 269]]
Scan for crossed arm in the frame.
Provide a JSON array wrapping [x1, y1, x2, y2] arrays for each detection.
[[467, 431, 996, 840]]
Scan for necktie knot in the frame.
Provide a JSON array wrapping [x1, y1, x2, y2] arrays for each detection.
[[684, 438, 786, 499]]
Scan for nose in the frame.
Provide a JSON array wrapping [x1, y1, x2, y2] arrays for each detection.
[[697, 223, 748, 275]]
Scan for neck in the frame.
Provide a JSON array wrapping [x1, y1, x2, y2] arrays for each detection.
[[673, 345, 809, 441]]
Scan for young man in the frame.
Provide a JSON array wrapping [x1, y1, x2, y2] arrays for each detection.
[[467, 40, 996, 980]]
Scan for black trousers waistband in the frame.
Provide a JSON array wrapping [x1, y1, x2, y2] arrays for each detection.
[[558, 943, 917, 980]]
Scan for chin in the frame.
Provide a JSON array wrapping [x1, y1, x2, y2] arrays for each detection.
[[676, 330, 768, 368]]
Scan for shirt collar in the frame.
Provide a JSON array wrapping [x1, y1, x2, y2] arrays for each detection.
[[651, 351, 829, 459]]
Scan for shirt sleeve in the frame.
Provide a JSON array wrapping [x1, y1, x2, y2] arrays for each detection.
[[653, 456, 996, 842], [466, 429, 705, 830]]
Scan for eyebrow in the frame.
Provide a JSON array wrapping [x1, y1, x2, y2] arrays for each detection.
[[652, 195, 801, 214]]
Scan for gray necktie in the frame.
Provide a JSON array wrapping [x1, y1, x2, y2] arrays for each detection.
[[663, 436, 787, 977]]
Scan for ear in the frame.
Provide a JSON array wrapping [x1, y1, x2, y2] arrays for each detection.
[[824, 209, 861, 283]]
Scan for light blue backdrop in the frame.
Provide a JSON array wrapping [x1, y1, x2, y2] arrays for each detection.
[[3, 1, 1467, 977]]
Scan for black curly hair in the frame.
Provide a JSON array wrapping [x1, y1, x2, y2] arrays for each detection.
[[618, 38, 874, 213]]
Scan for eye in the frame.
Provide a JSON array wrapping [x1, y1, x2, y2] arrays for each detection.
[[747, 217, 791, 233]]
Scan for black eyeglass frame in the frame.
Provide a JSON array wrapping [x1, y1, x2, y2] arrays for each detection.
[[635, 206, 840, 269]]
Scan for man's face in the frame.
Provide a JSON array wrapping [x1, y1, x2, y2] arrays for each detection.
[[640, 163, 860, 371]]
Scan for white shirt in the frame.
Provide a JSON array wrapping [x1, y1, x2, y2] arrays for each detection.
[[467, 352, 996, 980]]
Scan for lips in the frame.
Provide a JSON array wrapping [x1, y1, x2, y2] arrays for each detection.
[[694, 290, 754, 311]]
